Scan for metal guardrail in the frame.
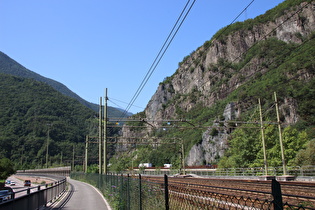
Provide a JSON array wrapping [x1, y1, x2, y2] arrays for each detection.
[[16, 166, 71, 177], [124, 165, 315, 180], [0, 177, 67, 210]]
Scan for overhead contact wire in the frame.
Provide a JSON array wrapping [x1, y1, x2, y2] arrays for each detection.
[[120, 0, 197, 118]]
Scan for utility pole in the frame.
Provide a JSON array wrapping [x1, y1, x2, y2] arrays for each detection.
[[85, 135, 88, 173], [99, 97, 103, 174], [21, 146, 24, 166], [46, 124, 50, 168], [258, 98, 268, 176], [103, 88, 108, 174], [72, 145, 75, 169], [274, 92, 287, 176], [182, 142, 185, 175], [60, 151, 63, 166]]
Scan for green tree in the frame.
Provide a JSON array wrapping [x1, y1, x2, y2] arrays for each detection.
[[109, 154, 132, 173], [264, 125, 282, 167], [282, 127, 308, 165], [218, 125, 261, 168], [0, 158, 16, 183], [293, 139, 315, 166]]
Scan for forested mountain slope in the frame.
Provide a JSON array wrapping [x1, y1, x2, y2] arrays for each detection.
[[0, 73, 96, 168], [0, 51, 129, 117], [109, 0, 315, 171]]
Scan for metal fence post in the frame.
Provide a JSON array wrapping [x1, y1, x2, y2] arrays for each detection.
[[139, 174, 142, 210], [98, 173, 101, 189], [27, 188, 31, 209], [272, 179, 283, 210], [127, 174, 130, 210], [120, 174, 126, 209], [164, 174, 169, 210]]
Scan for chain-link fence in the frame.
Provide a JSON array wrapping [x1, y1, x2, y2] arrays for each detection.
[[71, 173, 166, 209], [71, 172, 315, 210]]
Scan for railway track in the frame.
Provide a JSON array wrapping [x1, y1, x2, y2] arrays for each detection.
[[140, 176, 315, 209]]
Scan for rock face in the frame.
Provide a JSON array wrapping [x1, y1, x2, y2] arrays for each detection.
[[146, 1, 315, 119], [122, 1, 315, 165], [186, 103, 236, 165]]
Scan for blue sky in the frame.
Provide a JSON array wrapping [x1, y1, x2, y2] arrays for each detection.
[[1, 0, 284, 114]]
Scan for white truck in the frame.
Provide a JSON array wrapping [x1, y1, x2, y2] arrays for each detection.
[[138, 163, 152, 168]]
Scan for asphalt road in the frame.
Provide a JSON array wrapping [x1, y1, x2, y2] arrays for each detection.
[[5, 175, 44, 198], [51, 178, 111, 210]]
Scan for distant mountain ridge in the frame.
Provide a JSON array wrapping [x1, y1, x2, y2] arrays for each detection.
[[0, 51, 131, 117]]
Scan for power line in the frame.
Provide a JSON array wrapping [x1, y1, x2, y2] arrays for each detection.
[[214, 0, 255, 41], [108, 97, 145, 110], [120, 0, 197, 118], [115, 0, 255, 119], [120, 1, 311, 121], [181, 1, 311, 96], [106, 2, 313, 141], [97, 2, 314, 169], [144, 0, 258, 121], [176, 1, 313, 116]]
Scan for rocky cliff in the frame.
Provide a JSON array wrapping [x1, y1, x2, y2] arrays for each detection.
[[119, 1, 315, 166], [146, 1, 314, 120]]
